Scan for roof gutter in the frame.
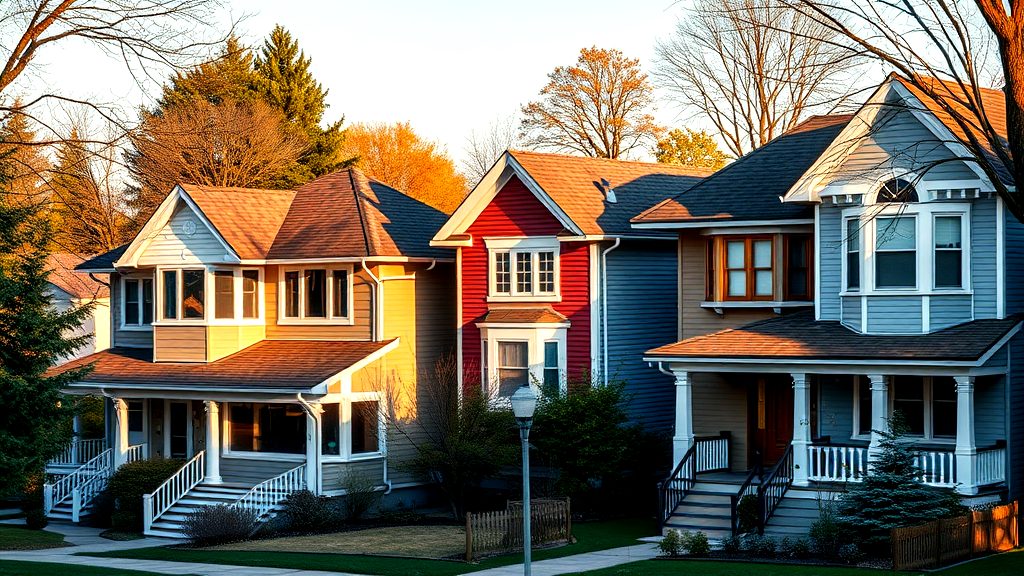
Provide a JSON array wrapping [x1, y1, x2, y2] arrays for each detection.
[[600, 238, 621, 386]]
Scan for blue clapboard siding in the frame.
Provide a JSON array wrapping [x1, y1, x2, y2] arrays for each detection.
[[1005, 208, 1024, 315], [971, 198, 998, 319], [605, 240, 677, 433], [818, 376, 854, 441], [975, 375, 1006, 448], [930, 295, 973, 330], [981, 348, 1008, 371], [866, 296, 922, 333], [841, 296, 861, 331], [1008, 336, 1024, 502], [818, 204, 844, 320]]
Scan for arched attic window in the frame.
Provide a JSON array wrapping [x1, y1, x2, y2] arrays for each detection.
[[875, 178, 919, 203]]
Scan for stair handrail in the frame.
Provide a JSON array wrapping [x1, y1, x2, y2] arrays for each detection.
[[143, 450, 205, 533], [231, 464, 306, 521], [44, 448, 112, 512], [658, 443, 698, 526], [70, 464, 115, 522], [126, 443, 147, 463], [729, 462, 762, 535], [756, 444, 794, 534]]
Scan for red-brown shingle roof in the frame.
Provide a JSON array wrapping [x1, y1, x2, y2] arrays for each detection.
[[481, 308, 569, 324], [179, 184, 295, 260], [47, 254, 109, 299], [49, 340, 396, 391], [646, 311, 1019, 362]]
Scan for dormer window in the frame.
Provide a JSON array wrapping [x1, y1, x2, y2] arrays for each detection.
[[486, 237, 560, 301]]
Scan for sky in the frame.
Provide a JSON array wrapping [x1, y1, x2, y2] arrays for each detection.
[[17, 0, 695, 166]]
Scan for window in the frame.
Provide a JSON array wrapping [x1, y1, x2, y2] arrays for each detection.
[[515, 252, 533, 293], [538, 252, 555, 293], [487, 238, 559, 298], [722, 237, 773, 300], [162, 271, 177, 320], [543, 341, 559, 392], [127, 400, 144, 433], [122, 277, 154, 327], [494, 252, 511, 294], [784, 235, 811, 300], [893, 376, 926, 435], [853, 376, 957, 440], [228, 403, 306, 454], [321, 403, 340, 456], [242, 270, 259, 319], [856, 376, 872, 436], [934, 216, 963, 289], [281, 267, 351, 321], [214, 271, 234, 319], [498, 341, 529, 396], [931, 378, 956, 438], [351, 400, 380, 454], [319, 399, 384, 459], [846, 220, 861, 291], [181, 269, 205, 319], [875, 216, 917, 288], [876, 178, 919, 203]]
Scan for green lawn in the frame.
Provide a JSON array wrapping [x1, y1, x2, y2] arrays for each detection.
[[937, 548, 1024, 576], [0, 526, 65, 551], [0, 560, 190, 576], [83, 517, 656, 576]]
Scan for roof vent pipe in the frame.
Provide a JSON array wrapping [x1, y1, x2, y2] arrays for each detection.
[[601, 178, 617, 203]]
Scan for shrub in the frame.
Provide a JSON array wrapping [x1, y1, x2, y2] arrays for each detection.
[[837, 542, 865, 565], [282, 489, 336, 533], [110, 511, 138, 533], [182, 504, 256, 546], [743, 533, 776, 557], [779, 536, 811, 559], [658, 529, 683, 557], [720, 534, 742, 554], [736, 494, 759, 534], [102, 458, 183, 530], [681, 531, 710, 556], [340, 472, 382, 522], [24, 508, 47, 530]]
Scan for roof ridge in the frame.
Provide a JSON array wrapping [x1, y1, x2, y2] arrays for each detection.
[[509, 149, 714, 175], [348, 168, 373, 257]]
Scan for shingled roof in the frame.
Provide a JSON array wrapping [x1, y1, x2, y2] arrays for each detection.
[[632, 115, 852, 225], [47, 254, 109, 299], [645, 311, 1020, 363], [179, 184, 295, 260]]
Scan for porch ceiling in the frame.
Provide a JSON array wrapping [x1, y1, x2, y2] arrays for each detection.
[[646, 311, 1020, 364], [49, 339, 396, 393]]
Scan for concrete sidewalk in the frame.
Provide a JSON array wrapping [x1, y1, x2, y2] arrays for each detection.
[[463, 543, 659, 576]]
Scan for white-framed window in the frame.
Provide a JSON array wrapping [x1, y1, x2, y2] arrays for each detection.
[[543, 341, 560, 391], [120, 275, 154, 330], [478, 324, 568, 398], [158, 267, 263, 324], [279, 266, 353, 324], [320, 393, 385, 461], [223, 402, 306, 458], [485, 237, 560, 301], [851, 375, 956, 441], [498, 340, 530, 397], [840, 202, 971, 296]]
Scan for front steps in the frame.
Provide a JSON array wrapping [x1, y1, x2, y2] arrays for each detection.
[[763, 487, 827, 538], [146, 482, 251, 538]]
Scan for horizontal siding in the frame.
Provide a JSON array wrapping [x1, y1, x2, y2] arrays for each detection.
[[153, 325, 206, 362], [606, 241, 676, 432], [138, 201, 229, 265], [264, 265, 373, 340], [818, 375, 855, 441], [930, 295, 973, 330], [219, 457, 299, 486], [691, 373, 747, 471], [1005, 206, 1024, 315], [1008, 335, 1024, 502], [111, 272, 153, 348], [866, 296, 921, 334], [322, 459, 386, 492], [981, 347, 1008, 371], [207, 324, 265, 361], [975, 375, 1006, 447], [818, 205, 844, 320], [841, 296, 861, 331], [971, 198, 998, 319]]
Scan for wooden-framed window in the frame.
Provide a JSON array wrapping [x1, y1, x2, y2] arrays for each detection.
[[279, 265, 353, 323], [121, 276, 154, 329], [783, 234, 812, 301], [721, 236, 774, 301]]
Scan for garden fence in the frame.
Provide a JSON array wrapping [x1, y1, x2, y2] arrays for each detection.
[[464, 498, 572, 560], [891, 501, 1018, 570]]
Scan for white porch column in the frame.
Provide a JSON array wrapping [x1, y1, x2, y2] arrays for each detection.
[[792, 373, 812, 486], [113, 398, 129, 468], [304, 405, 320, 493], [672, 371, 695, 469], [204, 401, 222, 484], [71, 414, 82, 464], [867, 374, 888, 465], [954, 376, 977, 494]]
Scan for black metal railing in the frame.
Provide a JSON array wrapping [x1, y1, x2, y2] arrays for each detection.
[[658, 433, 731, 526], [756, 444, 794, 534], [729, 462, 762, 535]]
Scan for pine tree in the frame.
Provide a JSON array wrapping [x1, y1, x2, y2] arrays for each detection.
[[160, 36, 260, 109], [0, 106, 52, 209], [0, 166, 94, 497], [839, 412, 966, 551]]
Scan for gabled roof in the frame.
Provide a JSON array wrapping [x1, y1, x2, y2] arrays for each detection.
[[47, 253, 109, 299], [645, 311, 1020, 364], [432, 150, 710, 243], [178, 184, 295, 260], [632, 115, 851, 227], [76, 244, 128, 272]]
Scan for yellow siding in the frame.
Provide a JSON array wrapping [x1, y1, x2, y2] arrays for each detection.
[[207, 324, 265, 361], [263, 265, 374, 340], [153, 325, 207, 362]]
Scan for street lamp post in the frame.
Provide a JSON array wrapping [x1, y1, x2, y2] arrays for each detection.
[[511, 385, 538, 576]]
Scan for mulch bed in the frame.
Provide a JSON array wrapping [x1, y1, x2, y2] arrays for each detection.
[[656, 551, 893, 570]]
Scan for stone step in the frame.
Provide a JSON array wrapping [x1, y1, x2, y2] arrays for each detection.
[[689, 483, 743, 495], [683, 492, 733, 505]]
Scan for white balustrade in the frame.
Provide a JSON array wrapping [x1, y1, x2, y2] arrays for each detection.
[[143, 451, 205, 533], [914, 450, 957, 487], [695, 436, 730, 473], [50, 439, 107, 467], [232, 464, 306, 521], [808, 445, 868, 482], [44, 448, 112, 513], [126, 443, 147, 463], [975, 447, 1006, 486]]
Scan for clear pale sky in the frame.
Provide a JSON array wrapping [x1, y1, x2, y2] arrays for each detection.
[[18, 0, 694, 164]]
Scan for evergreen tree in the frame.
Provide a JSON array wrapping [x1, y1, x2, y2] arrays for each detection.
[[0, 166, 94, 498], [839, 412, 966, 551], [0, 106, 52, 209], [160, 37, 260, 109]]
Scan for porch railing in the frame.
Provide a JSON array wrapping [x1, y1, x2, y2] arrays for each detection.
[[975, 444, 1006, 486], [658, 433, 730, 525], [730, 462, 762, 535], [696, 432, 731, 473], [232, 464, 306, 521], [808, 444, 869, 482], [143, 451, 205, 534], [50, 438, 107, 467], [757, 444, 793, 534], [914, 449, 956, 487], [43, 448, 112, 514], [126, 443, 147, 463]]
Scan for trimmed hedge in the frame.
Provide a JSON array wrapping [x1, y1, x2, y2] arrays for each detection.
[[98, 458, 183, 531]]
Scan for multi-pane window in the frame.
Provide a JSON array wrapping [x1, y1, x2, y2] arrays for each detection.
[[515, 252, 533, 293], [319, 399, 383, 458], [162, 271, 177, 320], [934, 216, 963, 289], [242, 270, 259, 319], [538, 252, 555, 293], [494, 252, 511, 294], [228, 403, 306, 454], [723, 237, 773, 300], [491, 249, 557, 297], [332, 270, 349, 318], [123, 278, 154, 327], [784, 235, 811, 300], [875, 216, 917, 289], [893, 376, 926, 435], [498, 341, 529, 397], [214, 271, 234, 319], [543, 341, 559, 392], [846, 220, 861, 291], [888, 376, 957, 440], [181, 269, 205, 319], [282, 267, 351, 321]]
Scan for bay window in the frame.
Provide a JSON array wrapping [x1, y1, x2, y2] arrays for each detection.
[[875, 216, 917, 289], [498, 341, 529, 396], [181, 269, 205, 319], [160, 268, 262, 322], [280, 266, 352, 322], [486, 237, 559, 299], [122, 276, 154, 328], [242, 270, 259, 319], [228, 403, 306, 454], [479, 325, 567, 398], [319, 397, 384, 459], [214, 271, 234, 319], [714, 236, 774, 300]]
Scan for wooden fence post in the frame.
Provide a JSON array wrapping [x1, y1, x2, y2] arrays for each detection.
[[465, 511, 473, 561], [933, 519, 942, 568], [566, 497, 573, 543]]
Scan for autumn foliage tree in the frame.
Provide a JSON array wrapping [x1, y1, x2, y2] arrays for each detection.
[[341, 122, 467, 213], [0, 108, 51, 208], [520, 46, 661, 159], [655, 128, 729, 170]]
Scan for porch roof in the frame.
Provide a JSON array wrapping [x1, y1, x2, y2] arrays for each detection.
[[50, 339, 397, 393], [645, 311, 1020, 364]]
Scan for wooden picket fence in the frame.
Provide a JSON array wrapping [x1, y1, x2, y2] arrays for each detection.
[[891, 501, 1018, 570], [464, 498, 572, 561]]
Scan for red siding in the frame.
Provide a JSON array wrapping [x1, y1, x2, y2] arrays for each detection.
[[460, 176, 591, 392]]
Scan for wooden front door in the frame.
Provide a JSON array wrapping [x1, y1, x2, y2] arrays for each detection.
[[751, 377, 794, 467]]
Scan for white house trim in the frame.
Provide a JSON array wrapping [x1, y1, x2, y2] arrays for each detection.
[[631, 218, 815, 230]]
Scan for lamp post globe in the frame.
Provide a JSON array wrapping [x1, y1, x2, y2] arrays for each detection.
[[511, 384, 538, 420], [511, 384, 537, 576]]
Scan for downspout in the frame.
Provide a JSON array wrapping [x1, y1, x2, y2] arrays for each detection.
[[600, 238, 621, 386], [425, 259, 437, 271], [296, 394, 322, 494], [361, 260, 382, 342], [657, 362, 674, 378]]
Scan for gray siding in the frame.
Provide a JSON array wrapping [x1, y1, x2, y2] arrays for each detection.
[[818, 376, 855, 441], [219, 457, 299, 486], [841, 296, 861, 331], [110, 272, 153, 348], [975, 375, 1006, 447], [1005, 207, 1024, 315], [137, 201, 230, 266], [1008, 335, 1024, 503], [971, 198, 998, 319], [322, 460, 386, 492], [930, 295, 972, 330], [866, 296, 922, 333], [818, 204, 843, 320], [606, 241, 677, 432]]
